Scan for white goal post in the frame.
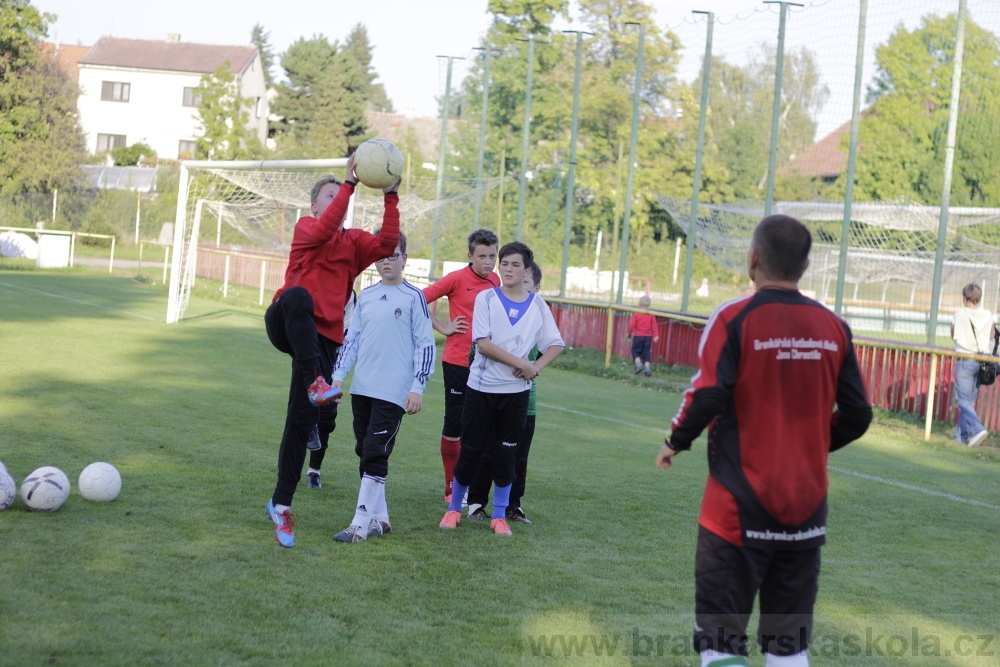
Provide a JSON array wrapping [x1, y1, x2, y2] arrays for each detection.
[[166, 158, 347, 324], [165, 157, 505, 324]]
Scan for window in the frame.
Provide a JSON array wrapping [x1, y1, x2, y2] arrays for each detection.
[[255, 96, 262, 119], [182, 87, 203, 107], [178, 140, 197, 159], [96, 134, 126, 153], [101, 81, 130, 102]]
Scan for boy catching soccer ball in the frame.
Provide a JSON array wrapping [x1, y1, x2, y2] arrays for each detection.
[[330, 232, 435, 542], [264, 154, 400, 548], [439, 242, 564, 536], [656, 215, 872, 667], [422, 229, 500, 502]]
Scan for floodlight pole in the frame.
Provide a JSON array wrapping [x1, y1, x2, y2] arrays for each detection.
[[430, 55, 464, 279], [472, 47, 493, 230], [560, 30, 592, 298], [927, 0, 967, 345], [682, 11, 713, 313], [616, 22, 645, 305], [763, 1, 802, 217], [834, 0, 867, 315], [515, 35, 535, 241]]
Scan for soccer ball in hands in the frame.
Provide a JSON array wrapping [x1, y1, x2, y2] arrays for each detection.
[[78, 462, 122, 502], [353, 138, 403, 190], [0, 469, 16, 510], [21, 466, 71, 511]]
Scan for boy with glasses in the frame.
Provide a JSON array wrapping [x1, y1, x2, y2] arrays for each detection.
[[330, 232, 436, 542]]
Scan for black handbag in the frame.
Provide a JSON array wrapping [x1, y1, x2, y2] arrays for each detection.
[[970, 319, 1000, 386]]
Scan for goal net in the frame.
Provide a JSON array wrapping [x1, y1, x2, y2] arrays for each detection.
[[166, 159, 503, 323]]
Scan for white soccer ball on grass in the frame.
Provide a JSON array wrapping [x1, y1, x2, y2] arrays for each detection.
[[21, 466, 71, 511], [78, 462, 122, 502], [0, 469, 16, 510], [353, 138, 403, 190]]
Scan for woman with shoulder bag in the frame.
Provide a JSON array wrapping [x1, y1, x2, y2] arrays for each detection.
[[950, 283, 996, 447]]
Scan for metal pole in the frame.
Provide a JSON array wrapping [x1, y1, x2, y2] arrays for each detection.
[[134, 192, 142, 244], [682, 12, 713, 312], [430, 55, 462, 279], [515, 35, 535, 241], [835, 0, 867, 315], [51, 188, 57, 226], [763, 2, 802, 216], [616, 22, 645, 305], [497, 146, 506, 240], [473, 48, 492, 230], [927, 0, 967, 345], [561, 31, 591, 298]]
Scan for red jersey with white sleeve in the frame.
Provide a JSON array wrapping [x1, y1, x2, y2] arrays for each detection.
[[668, 288, 871, 549], [271, 182, 399, 344], [628, 312, 658, 337], [422, 265, 500, 367]]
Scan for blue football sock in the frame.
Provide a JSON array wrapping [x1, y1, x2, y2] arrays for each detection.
[[448, 481, 468, 513], [492, 483, 511, 519]]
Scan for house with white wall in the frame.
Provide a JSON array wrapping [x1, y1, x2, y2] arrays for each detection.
[[77, 36, 268, 160]]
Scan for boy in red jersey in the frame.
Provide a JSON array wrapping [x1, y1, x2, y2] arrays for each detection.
[[263, 153, 400, 548], [627, 294, 659, 376], [422, 228, 499, 502], [656, 215, 872, 667]]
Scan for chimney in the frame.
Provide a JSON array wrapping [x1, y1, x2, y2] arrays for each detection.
[[167, 33, 181, 43]]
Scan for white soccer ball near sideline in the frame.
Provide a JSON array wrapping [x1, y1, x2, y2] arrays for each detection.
[[0, 470, 16, 510], [353, 138, 403, 190], [78, 462, 122, 502], [21, 466, 71, 511]]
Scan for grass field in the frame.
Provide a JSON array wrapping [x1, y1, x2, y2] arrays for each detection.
[[1, 268, 999, 666]]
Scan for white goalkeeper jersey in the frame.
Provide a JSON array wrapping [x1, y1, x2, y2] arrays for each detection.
[[468, 287, 564, 394], [333, 281, 436, 409]]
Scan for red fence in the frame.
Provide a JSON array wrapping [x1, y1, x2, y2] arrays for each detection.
[[547, 298, 1000, 434]]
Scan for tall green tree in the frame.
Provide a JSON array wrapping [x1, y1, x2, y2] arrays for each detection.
[[697, 45, 828, 200], [855, 13, 1000, 206], [0, 0, 87, 193], [345, 24, 393, 113], [194, 61, 262, 160], [250, 23, 276, 88], [270, 35, 366, 158]]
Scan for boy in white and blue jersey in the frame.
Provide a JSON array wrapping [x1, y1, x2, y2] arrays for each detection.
[[331, 231, 436, 542], [439, 241, 564, 536]]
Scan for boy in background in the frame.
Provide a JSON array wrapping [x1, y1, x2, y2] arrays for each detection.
[[439, 242, 564, 536], [422, 229, 500, 502], [264, 155, 400, 548], [466, 260, 543, 524], [330, 232, 436, 542], [627, 294, 658, 376]]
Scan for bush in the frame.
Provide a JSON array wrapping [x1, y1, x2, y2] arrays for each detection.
[[111, 143, 156, 167]]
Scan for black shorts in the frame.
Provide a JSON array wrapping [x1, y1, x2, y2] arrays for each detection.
[[441, 362, 470, 438], [693, 526, 820, 657], [631, 336, 653, 363]]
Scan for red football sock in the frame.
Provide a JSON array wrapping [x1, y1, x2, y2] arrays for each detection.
[[440, 437, 461, 496]]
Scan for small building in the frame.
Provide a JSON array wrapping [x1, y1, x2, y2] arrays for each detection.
[[76, 35, 268, 160]]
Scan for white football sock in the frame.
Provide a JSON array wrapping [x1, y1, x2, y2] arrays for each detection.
[[373, 480, 389, 522], [765, 651, 808, 667], [350, 474, 383, 527], [274, 503, 290, 514]]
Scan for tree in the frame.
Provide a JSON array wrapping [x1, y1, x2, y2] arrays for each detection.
[[270, 35, 366, 158], [854, 13, 1000, 206], [110, 142, 155, 166], [250, 23, 276, 88], [194, 62, 262, 160], [345, 24, 393, 113], [0, 0, 87, 193], [697, 45, 828, 200]]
